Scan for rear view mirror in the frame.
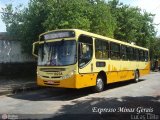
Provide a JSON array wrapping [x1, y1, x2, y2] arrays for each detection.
[[32, 42, 39, 57]]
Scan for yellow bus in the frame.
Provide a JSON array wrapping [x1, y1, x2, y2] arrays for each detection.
[[32, 29, 150, 92]]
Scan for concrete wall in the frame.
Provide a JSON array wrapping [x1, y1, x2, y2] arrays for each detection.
[[0, 32, 37, 76], [0, 40, 34, 63]]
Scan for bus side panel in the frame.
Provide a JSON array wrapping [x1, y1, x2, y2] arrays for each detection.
[[107, 70, 134, 84], [107, 72, 118, 83], [139, 62, 150, 77], [106, 61, 135, 84], [75, 73, 97, 89], [107, 61, 150, 84]]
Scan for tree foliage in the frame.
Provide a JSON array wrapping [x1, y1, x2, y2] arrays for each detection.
[[108, 0, 156, 47], [2, 0, 49, 53], [150, 38, 160, 59], [43, 0, 116, 37], [1, 0, 158, 59]]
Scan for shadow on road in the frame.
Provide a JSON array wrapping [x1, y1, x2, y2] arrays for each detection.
[[49, 95, 160, 120], [7, 79, 145, 101]]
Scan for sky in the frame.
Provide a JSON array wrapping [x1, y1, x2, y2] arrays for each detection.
[[0, 0, 160, 36], [118, 0, 160, 36], [0, 0, 28, 32]]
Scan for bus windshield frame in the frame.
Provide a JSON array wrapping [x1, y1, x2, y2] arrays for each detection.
[[38, 40, 77, 66]]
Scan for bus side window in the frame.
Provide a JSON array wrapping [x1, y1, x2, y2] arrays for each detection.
[[139, 50, 146, 61], [144, 51, 148, 61], [121, 45, 127, 60], [135, 49, 139, 61], [95, 39, 109, 59], [127, 47, 132, 60], [143, 51, 145, 61], [95, 40, 102, 59], [110, 42, 120, 60], [130, 47, 134, 60], [133, 48, 135, 60], [139, 50, 143, 61]]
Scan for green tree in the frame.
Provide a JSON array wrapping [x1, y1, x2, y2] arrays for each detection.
[[43, 0, 91, 31], [43, 0, 116, 37], [2, 0, 115, 54], [2, 0, 49, 53], [108, 0, 156, 47], [149, 38, 160, 60], [89, 0, 116, 37], [1, 0, 157, 56]]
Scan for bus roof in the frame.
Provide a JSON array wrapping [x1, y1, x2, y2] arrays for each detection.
[[40, 29, 149, 51]]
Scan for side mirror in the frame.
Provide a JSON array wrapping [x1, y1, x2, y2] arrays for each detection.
[[32, 42, 39, 57]]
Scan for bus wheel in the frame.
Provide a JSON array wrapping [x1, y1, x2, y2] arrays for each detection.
[[134, 71, 139, 83], [92, 75, 104, 92]]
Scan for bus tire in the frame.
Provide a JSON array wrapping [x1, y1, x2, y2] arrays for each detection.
[[134, 70, 139, 83], [92, 75, 104, 92]]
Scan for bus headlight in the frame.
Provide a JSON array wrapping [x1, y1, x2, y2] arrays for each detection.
[[37, 71, 41, 77], [62, 70, 75, 79]]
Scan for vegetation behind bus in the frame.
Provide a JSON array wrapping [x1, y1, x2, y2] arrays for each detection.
[[1, 0, 159, 60]]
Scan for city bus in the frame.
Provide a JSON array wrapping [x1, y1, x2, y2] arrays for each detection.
[[32, 29, 150, 92]]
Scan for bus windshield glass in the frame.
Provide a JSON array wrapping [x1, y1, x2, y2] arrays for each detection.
[[38, 40, 77, 66]]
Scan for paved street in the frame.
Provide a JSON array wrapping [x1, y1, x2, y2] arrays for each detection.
[[0, 72, 160, 120]]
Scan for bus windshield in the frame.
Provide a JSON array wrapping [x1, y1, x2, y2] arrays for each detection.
[[38, 40, 77, 66]]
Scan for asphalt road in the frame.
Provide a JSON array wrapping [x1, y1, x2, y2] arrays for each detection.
[[0, 72, 160, 120]]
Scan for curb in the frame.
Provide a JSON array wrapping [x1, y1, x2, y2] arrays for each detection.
[[0, 90, 12, 96], [0, 83, 43, 96]]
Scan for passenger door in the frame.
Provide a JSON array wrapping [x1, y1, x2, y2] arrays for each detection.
[[78, 35, 93, 74]]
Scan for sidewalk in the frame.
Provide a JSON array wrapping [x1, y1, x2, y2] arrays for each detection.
[[0, 76, 42, 96]]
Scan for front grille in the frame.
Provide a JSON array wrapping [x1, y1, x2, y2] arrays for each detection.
[[51, 76, 61, 78], [41, 75, 61, 79], [42, 76, 50, 78], [43, 80, 60, 85], [40, 68, 66, 72]]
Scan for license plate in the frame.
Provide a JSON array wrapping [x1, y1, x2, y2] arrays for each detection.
[[47, 81, 54, 84]]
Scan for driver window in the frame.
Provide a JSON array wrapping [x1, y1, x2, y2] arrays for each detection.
[[78, 35, 93, 68]]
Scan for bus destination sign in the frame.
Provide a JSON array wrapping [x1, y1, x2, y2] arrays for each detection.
[[40, 31, 75, 41]]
